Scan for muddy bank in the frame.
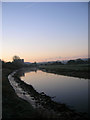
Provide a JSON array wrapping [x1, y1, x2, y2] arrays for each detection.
[[3, 68, 41, 120], [8, 69, 88, 120]]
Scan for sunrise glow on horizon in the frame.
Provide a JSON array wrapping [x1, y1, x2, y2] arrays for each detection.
[[2, 2, 88, 62]]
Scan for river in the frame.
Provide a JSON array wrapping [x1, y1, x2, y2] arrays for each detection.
[[20, 69, 88, 113]]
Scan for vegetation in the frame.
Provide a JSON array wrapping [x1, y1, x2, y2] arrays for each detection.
[[1, 57, 89, 119], [13, 55, 20, 61], [2, 55, 37, 69], [2, 57, 41, 119], [67, 59, 89, 65], [39, 64, 89, 79]]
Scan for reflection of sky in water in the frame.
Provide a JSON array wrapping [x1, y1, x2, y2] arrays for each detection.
[[21, 70, 88, 113]]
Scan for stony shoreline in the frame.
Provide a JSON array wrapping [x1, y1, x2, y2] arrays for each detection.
[[8, 70, 88, 119]]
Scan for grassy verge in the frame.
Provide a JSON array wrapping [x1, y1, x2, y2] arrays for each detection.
[[39, 64, 89, 79], [2, 68, 41, 119]]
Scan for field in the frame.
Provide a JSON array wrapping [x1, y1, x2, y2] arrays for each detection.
[[39, 64, 89, 79]]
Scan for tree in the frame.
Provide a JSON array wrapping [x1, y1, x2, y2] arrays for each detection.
[[13, 55, 20, 61], [67, 60, 76, 64], [75, 59, 85, 64]]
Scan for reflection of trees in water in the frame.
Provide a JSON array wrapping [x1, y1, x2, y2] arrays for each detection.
[[17, 68, 38, 77], [17, 70, 25, 77], [35, 69, 37, 73]]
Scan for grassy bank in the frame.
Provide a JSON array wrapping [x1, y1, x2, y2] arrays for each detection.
[[2, 68, 41, 119], [39, 64, 89, 79]]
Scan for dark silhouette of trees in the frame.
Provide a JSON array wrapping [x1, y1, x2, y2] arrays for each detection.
[[67, 59, 87, 65], [13, 55, 20, 61], [67, 60, 76, 64], [12, 55, 24, 67], [75, 59, 85, 64], [44, 61, 63, 66]]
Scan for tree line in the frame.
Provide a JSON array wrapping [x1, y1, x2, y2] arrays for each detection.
[[0, 56, 90, 69]]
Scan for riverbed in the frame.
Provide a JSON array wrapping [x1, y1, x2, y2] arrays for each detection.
[[20, 69, 88, 113]]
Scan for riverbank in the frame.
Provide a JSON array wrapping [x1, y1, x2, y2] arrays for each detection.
[[9, 69, 88, 120], [39, 64, 89, 79], [2, 68, 41, 119]]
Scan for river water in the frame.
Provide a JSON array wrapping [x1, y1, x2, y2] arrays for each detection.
[[20, 69, 88, 113]]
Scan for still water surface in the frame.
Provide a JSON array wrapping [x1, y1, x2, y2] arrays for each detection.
[[20, 70, 88, 113]]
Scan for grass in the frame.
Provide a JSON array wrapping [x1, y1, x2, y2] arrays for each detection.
[[2, 68, 41, 119], [39, 64, 89, 79]]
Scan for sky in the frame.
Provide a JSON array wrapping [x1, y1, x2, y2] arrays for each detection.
[[2, 2, 88, 62], [1, 0, 90, 2]]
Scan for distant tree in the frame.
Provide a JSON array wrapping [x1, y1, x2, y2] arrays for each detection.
[[13, 55, 20, 61], [34, 62, 37, 64], [67, 59, 86, 64], [33, 62, 37, 66], [12, 55, 24, 67], [67, 60, 76, 64], [46, 61, 63, 65], [75, 59, 85, 64]]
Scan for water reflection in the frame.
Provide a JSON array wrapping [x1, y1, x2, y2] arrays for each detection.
[[17, 68, 38, 77], [20, 69, 88, 113]]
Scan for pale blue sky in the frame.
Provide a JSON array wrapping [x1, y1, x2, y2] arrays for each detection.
[[2, 2, 88, 62]]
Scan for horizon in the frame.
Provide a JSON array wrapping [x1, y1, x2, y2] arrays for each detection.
[[1, 56, 88, 63], [2, 2, 88, 62]]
